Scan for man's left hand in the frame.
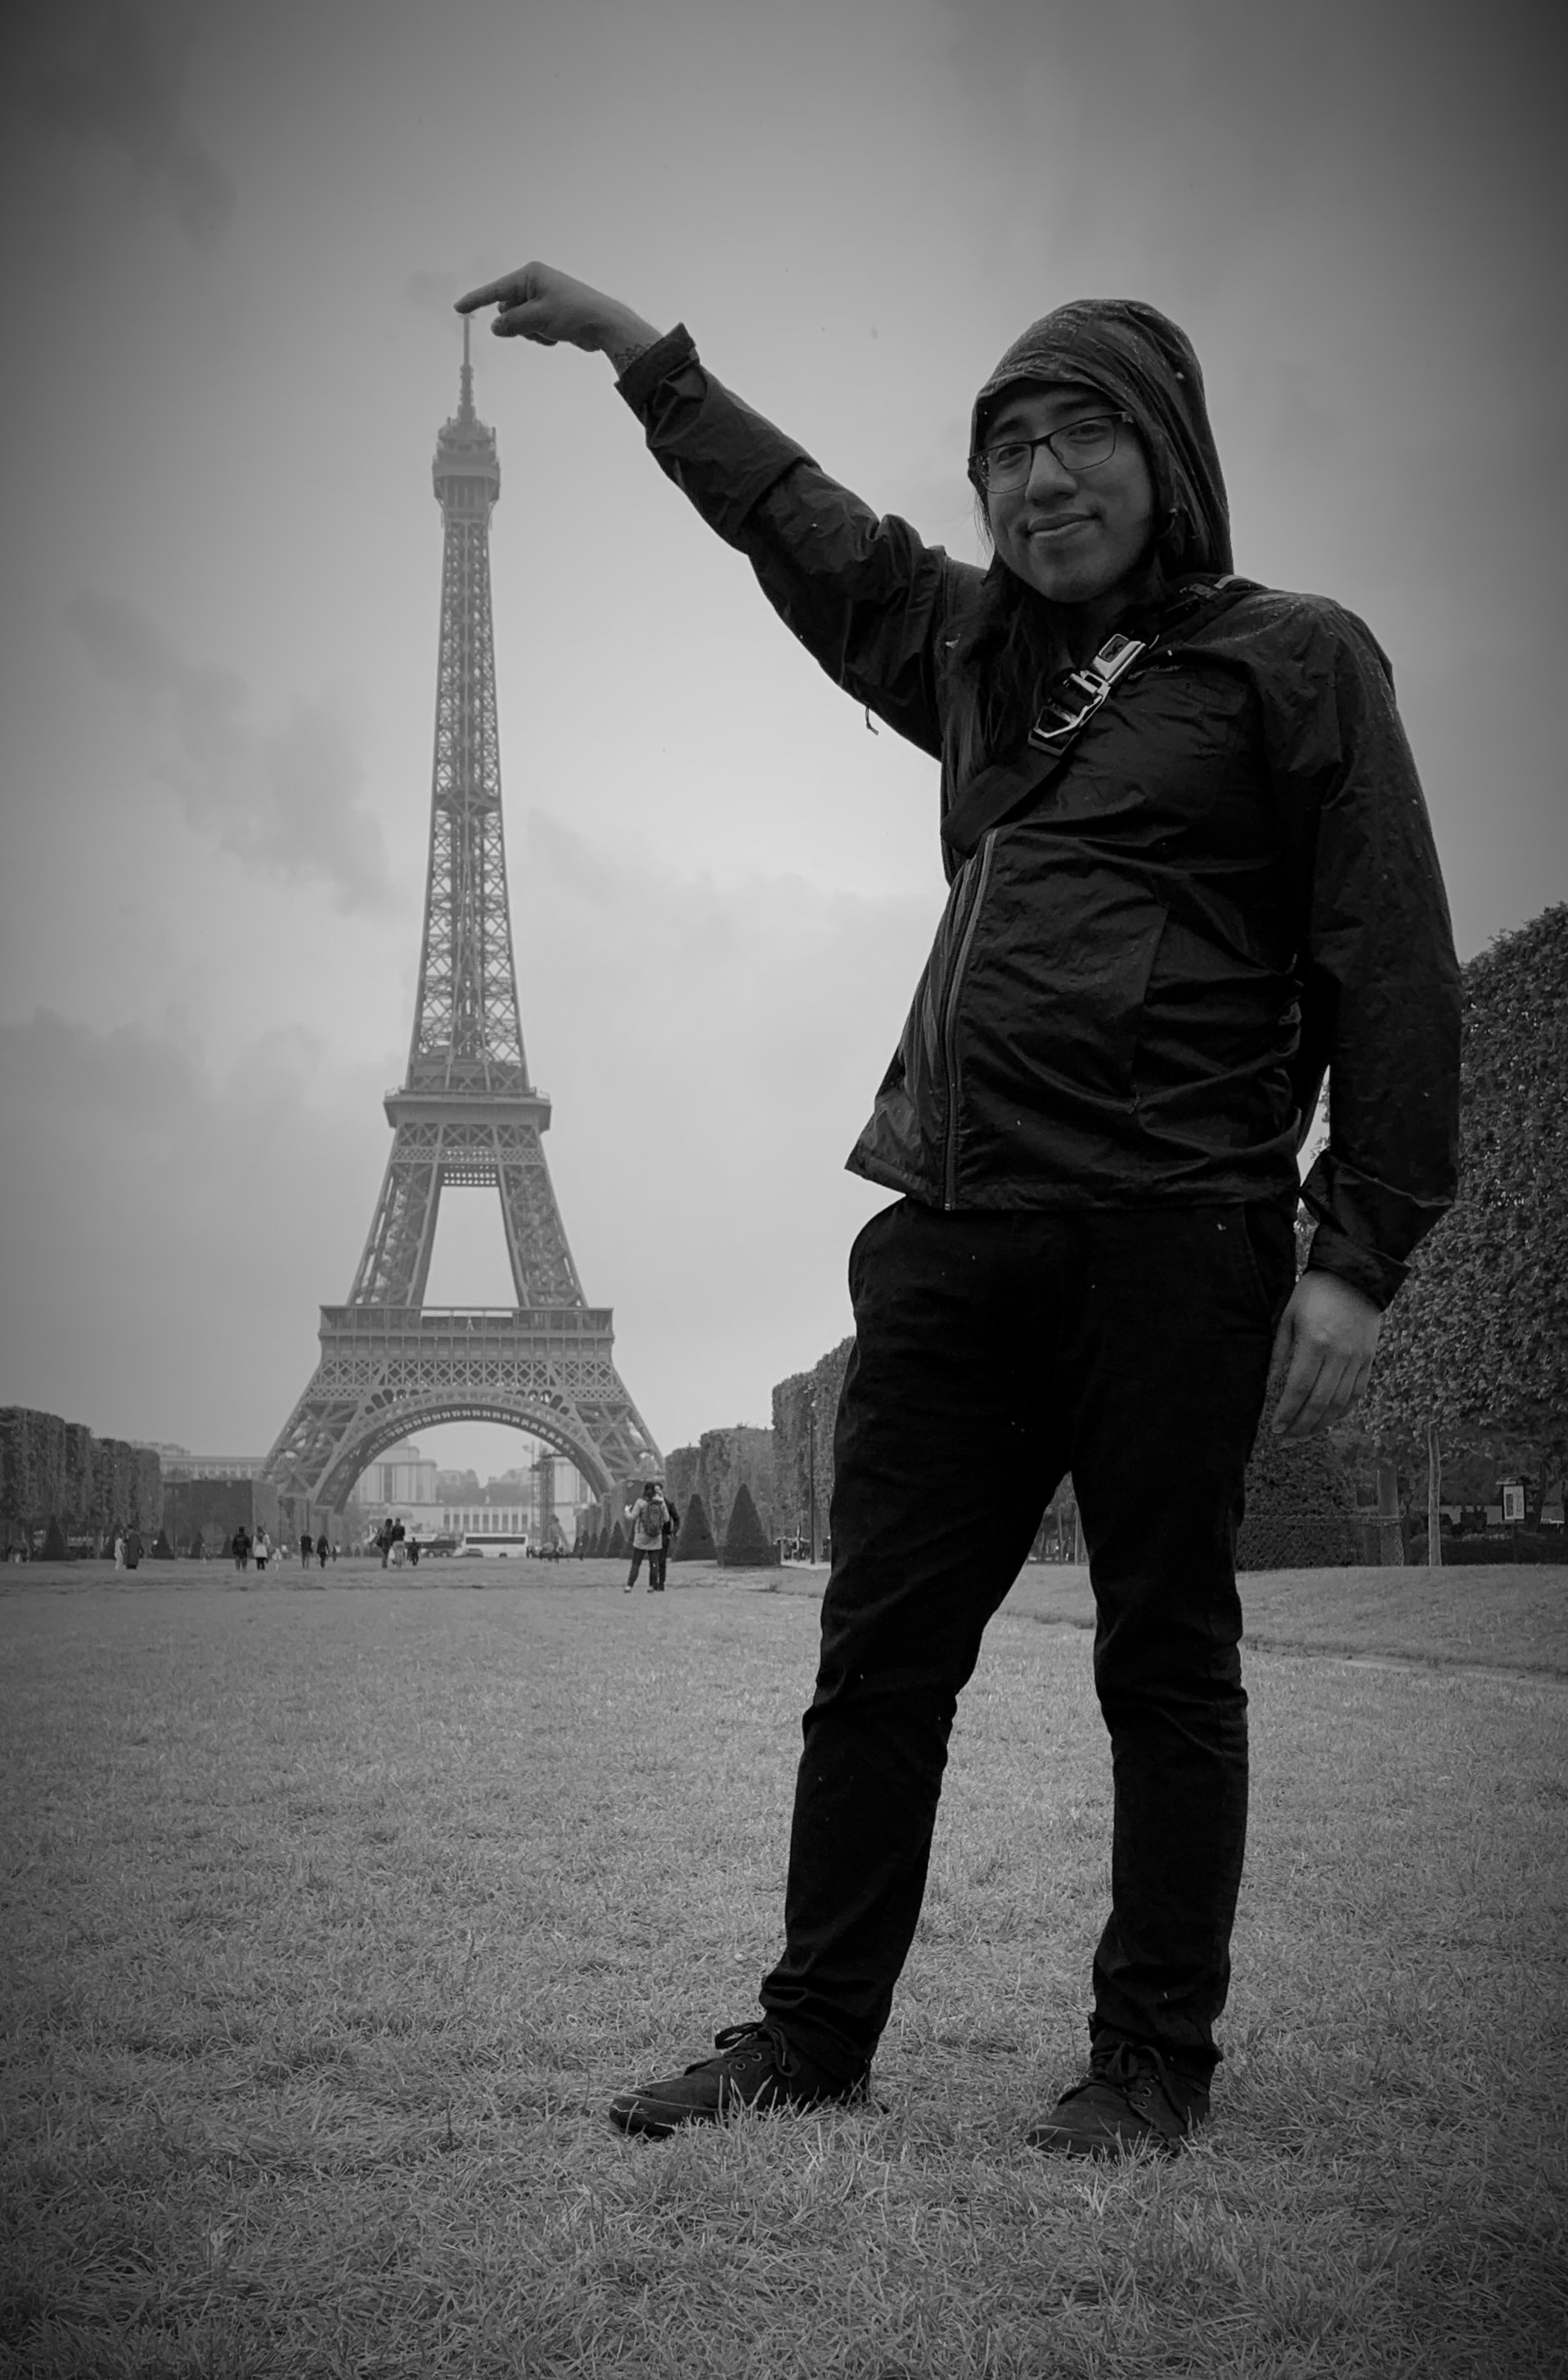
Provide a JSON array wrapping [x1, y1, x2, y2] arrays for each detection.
[[1268, 1270, 1382, 1441]]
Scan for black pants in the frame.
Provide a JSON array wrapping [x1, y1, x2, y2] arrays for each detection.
[[758, 1197, 1296, 2086], [627, 1545, 662, 1587]]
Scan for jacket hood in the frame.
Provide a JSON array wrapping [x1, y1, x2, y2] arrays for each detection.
[[971, 300, 1233, 579]]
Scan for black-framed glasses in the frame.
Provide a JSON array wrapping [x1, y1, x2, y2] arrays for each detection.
[[969, 411, 1135, 493]]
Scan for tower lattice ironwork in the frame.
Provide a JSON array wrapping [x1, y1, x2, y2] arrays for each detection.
[[263, 329, 659, 1520]]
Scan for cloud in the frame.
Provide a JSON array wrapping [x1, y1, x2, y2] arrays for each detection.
[[0, 1009, 388, 1449], [32, 7, 235, 244], [509, 813, 946, 1439], [406, 270, 461, 314], [65, 589, 393, 914]]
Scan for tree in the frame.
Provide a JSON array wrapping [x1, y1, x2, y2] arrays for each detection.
[[721, 1481, 775, 1569], [1362, 904, 1568, 1552], [670, 1493, 717, 1562]]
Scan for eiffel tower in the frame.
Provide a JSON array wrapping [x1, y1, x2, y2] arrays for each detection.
[[263, 327, 660, 1524]]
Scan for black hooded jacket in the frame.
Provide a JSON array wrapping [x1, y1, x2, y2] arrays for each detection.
[[618, 317, 1460, 1308]]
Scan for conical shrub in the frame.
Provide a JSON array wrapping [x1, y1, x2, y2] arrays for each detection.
[[609, 1520, 629, 1558], [721, 1481, 775, 1568], [42, 1516, 68, 1560], [152, 1529, 173, 1560], [671, 1492, 716, 1562]]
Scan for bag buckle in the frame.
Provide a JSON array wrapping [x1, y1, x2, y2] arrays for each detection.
[[1027, 632, 1145, 755]]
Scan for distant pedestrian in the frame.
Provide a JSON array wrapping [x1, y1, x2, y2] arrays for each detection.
[[300, 1530, 314, 1572], [377, 1519, 392, 1570], [654, 1484, 681, 1592], [124, 1527, 142, 1573], [389, 1517, 407, 1569], [317, 1532, 330, 1571], [231, 1526, 251, 1574], [624, 1483, 670, 1592], [112, 1529, 125, 1571], [254, 1526, 272, 1575]]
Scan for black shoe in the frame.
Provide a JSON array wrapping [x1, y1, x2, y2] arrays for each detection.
[[609, 2020, 868, 2138], [1026, 2039, 1209, 2158]]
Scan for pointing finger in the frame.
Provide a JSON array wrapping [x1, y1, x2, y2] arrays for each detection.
[[456, 268, 533, 314]]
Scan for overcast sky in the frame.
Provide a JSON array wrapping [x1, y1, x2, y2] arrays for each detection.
[[1, 0, 1561, 1482]]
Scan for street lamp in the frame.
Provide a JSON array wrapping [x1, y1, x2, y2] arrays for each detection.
[[806, 1388, 818, 1565]]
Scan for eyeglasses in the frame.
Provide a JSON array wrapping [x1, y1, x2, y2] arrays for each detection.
[[969, 411, 1135, 493]]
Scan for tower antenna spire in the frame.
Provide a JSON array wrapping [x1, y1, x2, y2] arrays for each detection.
[[459, 313, 474, 422]]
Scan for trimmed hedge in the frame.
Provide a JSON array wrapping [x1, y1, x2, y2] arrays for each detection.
[[1405, 1528, 1565, 1566], [721, 1481, 775, 1568], [671, 1493, 717, 1562], [1237, 1427, 1368, 1570]]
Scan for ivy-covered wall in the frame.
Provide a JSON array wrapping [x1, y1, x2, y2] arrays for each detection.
[[0, 1408, 164, 1557]]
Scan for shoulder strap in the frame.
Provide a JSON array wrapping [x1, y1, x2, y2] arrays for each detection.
[[938, 575, 1257, 866]]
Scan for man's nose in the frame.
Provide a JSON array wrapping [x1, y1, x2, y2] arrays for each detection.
[[1023, 441, 1076, 499]]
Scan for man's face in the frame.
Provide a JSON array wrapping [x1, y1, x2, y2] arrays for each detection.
[[982, 381, 1156, 611]]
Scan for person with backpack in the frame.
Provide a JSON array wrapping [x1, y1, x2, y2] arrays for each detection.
[[457, 263, 1459, 2159], [623, 1482, 671, 1593], [654, 1487, 681, 1592]]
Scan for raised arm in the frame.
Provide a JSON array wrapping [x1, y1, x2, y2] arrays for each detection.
[[457, 263, 662, 377], [458, 265, 972, 757]]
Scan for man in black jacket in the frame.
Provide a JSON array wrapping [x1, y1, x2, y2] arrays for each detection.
[[458, 263, 1460, 2157]]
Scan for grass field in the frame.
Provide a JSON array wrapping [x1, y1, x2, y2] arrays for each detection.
[[2, 1557, 1565, 2377]]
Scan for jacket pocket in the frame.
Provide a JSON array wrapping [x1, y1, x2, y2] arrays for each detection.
[[971, 881, 1170, 1111]]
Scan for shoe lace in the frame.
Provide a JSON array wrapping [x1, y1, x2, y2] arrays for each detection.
[[685, 2019, 792, 2080], [1070, 2038, 1188, 2122]]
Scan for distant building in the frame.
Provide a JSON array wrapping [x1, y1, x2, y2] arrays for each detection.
[[156, 1453, 267, 1481], [350, 1441, 438, 1508]]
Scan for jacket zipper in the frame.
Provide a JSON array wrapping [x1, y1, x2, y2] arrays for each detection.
[[940, 831, 996, 1210]]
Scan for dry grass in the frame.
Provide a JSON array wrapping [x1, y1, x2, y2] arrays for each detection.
[[2, 1559, 1565, 2377], [995, 1560, 1568, 1678]]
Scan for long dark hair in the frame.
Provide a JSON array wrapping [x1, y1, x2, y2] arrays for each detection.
[[948, 519, 1174, 787]]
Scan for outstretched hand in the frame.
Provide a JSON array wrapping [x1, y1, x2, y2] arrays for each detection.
[[456, 263, 660, 367], [1267, 1269, 1382, 1441]]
